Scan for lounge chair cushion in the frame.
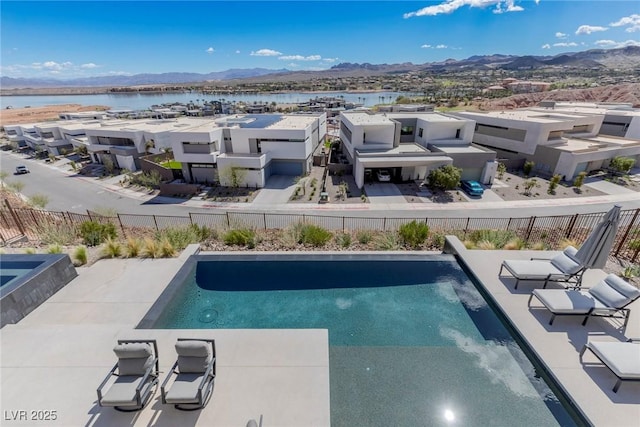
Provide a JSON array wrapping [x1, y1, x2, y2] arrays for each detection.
[[589, 275, 638, 308], [532, 289, 609, 314], [100, 376, 145, 407], [176, 341, 212, 373], [550, 249, 582, 275], [588, 341, 640, 379], [603, 274, 640, 300], [114, 343, 154, 376], [164, 373, 207, 404], [502, 259, 565, 279], [176, 341, 211, 358]]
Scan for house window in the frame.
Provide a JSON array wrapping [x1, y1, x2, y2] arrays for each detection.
[[401, 126, 414, 136], [455, 129, 461, 139], [418, 128, 423, 138]]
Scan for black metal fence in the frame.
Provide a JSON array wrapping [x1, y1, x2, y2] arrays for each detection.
[[1, 202, 639, 262]]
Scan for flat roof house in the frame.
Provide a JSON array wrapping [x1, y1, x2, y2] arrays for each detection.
[[339, 111, 496, 189], [169, 113, 327, 187], [452, 108, 640, 179]]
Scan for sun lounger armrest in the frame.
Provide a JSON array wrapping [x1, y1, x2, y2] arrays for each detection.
[[97, 364, 118, 402], [628, 338, 640, 343], [530, 257, 553, 261], [198, 358, 216, 392], [135, 357, 158, 394], [160, 360, 179, 404]]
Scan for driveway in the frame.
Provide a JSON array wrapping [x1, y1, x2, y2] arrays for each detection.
[[363, 183, 407, 204], [584, 178, 637, 195], [459, 188, 504, 203], [251, 175, 298, 204]]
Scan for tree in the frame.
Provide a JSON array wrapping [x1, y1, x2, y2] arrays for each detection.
[[548, 174, 561, 194], [608, 156, 635, 176], [219, 165, 247, 188], [523, 161, 535, 177], [496, 162, 507, 180], [573, 171, 587, 192], [294, 175, 307, 195], [426, 165, 462, 190], [523, 178, 539, 196]]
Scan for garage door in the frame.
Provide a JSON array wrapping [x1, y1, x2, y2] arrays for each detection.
[[270, 160, 303, 176]]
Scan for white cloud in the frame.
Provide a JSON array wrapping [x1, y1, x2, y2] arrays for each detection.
[[81, 63, 98, 69], [541, 44, 551, 49], [555, 32, 567, 39], [278, 54, 321, 61], [436, 44, 448, 49], [250, 48, 282, 56], [107, 71, 132, 76], [421, 44, 433, 48], [594, 39, 640, 48], [287, 63, 299, 68], [610, 14, 640, 33], [553, 42, 578, 47], [235, 50, 241, 54], [575, 25, 608, 35], [322, 57, 338, 63], [404, 0, 524, 19], [206, 47, 215, 54]]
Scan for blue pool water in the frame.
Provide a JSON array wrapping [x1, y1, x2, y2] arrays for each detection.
[[0, 260, 44, 287], [150, 256, 578, 426]]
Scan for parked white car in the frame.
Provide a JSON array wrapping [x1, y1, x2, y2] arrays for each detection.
[[376, 169, 391, 182]]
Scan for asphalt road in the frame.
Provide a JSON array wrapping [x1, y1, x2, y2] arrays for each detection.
[[2, 150, 639, 219]]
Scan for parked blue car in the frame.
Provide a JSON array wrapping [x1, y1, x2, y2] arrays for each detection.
[[460, 180, 484, 197]]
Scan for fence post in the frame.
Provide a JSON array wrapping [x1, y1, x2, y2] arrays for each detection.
[[464, 217, 470, 239], [383, 217, 387, 231], [525, 216, 536, 242], [87, 210, 93, 221], [152, 215, 159, 231], [565, 214, 579, 238], [189, 212, 194, 226], [117, 214, 126, 238], [263, 213, 267, 230], [226, 212, 230, 227], [614, 208, 639, 257], [4, 200, 26, 235], [342, 216, 345, 232]]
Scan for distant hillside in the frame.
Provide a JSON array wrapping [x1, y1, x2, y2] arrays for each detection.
[[479, 83, 640, 110], [1, 46, 639, 89]]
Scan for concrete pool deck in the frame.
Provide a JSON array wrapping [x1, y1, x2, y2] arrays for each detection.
[[447, 238, 640, 427], [1, 244, 639, 426], [0, 247, 330, 426]]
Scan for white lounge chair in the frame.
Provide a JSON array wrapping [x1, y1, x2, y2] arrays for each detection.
[[161, 339, 216, 410], [500, 246, 585, 289], [97, 340, 159, 412], [580, 339, 640, 392], [528, 274, 640, 327]]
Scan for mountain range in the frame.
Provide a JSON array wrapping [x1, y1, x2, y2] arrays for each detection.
[[1, 46, 639, 89]]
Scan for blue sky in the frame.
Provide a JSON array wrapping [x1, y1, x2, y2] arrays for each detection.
[[1, 1, 639, 79]]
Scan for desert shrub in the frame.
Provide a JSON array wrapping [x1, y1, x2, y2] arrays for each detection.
[[6, 180, 25, 193], [125, 237, 142, 258], [223, 228, 256, 248], [298, 224, 332, 247], [280, 223, 303, 248], [35, 222, 78, 246], [374, 231, 401, 250], [356, 230, 373, 244], [573, 171, 587, 190], [74, 246, 87, 266], [102, 237, 122, 258], [398, 220, 429, 249], [426, 165, 461, 190], [476, 240, 497, 250], [28, 194, 49, 209], [547, 174, 561, 194], [503, 237, 525, 250], [336, 233, 352, 248], [156, 224, 212, 251], [558, 238, 578, 250], [467, 229, 516, 249], [529, 241, 549, 251], [80, 221, 116, 246], [159, 238, 176, 258], [130, 170, 162, 189], [523, 161, 534, 177], [430, 233, 446, 249], [47, 244, 63, 254], [142, 237, 161, 258], [463, 240, 475, 249]]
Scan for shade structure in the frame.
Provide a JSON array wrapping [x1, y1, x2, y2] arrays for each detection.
[[574, 205, 621, 269]]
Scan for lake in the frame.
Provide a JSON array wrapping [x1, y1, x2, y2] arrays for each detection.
[[0, 91, 420, 110]]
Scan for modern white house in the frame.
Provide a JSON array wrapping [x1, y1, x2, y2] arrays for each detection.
[[169, 113, 327, 187], [452, 108, 640, 179], [339, 111, 497, 188]]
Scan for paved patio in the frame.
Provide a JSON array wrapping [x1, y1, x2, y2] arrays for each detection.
[[0, 247, 330, 426], [447, 238, 640, 427]]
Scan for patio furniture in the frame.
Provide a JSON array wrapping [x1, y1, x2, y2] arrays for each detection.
[[161, 339, 216, 410], [97, 340, 159, 412], [499, 246, 585, 289], [528, 274, 640, 327], [580, 339, 640, 392]]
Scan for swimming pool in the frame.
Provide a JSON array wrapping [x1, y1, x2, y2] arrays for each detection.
[[142, 254, 579, 426]]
